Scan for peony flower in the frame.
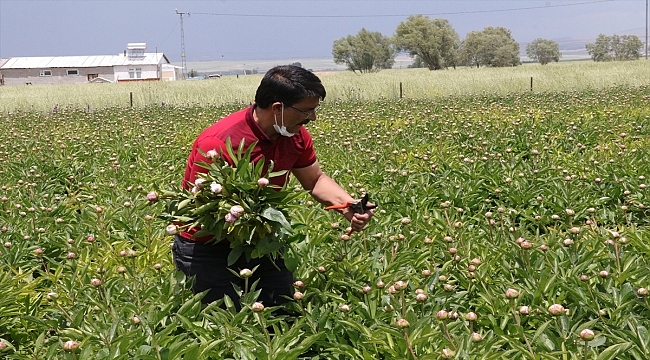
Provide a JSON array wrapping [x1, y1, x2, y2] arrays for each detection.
[[206, 149, 219, 159], [146, 191, 159, 202], [251, 302, 265, 312], [229, 205, 245, 218], [441, 348, 455, 359], [396, 318, 410, 328], [548, 304, 565, 316], [505, 288, 520, 299], [257, 178, 269, 187], [166, 224, 178, 235], [63, 340, 79, 351], [580, 329, 595, 341], [436, 310, 449, 320], [471, 332, 483, 342], [224, 213, 237, 223], [239, 268, 253, 278], [210, 182, 222, 194]]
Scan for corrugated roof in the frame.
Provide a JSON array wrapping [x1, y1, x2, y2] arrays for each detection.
[[1, 53, 168, 69]]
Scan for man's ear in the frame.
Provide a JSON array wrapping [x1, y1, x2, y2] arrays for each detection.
[[271, 102, 283, 114]]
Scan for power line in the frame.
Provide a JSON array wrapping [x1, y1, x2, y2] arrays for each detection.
[[193, 0, 616, 18]]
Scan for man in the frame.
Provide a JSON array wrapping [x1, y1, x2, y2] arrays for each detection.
[[172, 65, 374, 307]]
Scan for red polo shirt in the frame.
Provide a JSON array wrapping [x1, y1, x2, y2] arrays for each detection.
[[179, 104, 317, 241]]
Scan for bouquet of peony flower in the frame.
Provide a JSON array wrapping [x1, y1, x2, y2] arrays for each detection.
[[155, 138, 303, 267]]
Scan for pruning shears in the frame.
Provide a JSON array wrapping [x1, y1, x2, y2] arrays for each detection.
[[325, 194, 377, 234]]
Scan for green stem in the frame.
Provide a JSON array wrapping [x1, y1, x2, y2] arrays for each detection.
[[404, 330, 418, 360], [512, 307, 535, 359], [256, 313, 273, 359]]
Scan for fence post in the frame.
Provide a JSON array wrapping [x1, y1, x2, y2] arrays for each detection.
[[130, 92, 133, 107], [400, 82, 403, 99], [530, 77, 533, 92]]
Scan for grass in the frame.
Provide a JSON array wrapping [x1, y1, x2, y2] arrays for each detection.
[[0, 60, 648, 113]]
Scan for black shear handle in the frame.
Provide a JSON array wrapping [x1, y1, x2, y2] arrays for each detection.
[[349, 193, 377, 214]]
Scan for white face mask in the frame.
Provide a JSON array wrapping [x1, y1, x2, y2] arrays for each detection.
[[273, 104, 295, 137]]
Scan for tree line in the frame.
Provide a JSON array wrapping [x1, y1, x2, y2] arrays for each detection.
[[332, 14, 645, 73]]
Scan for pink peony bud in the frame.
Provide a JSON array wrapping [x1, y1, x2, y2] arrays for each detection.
[[471, 332, 483, 342], [437, 310, 449, 320], [505, 288, 520, 299], [166, 224, 178, 235], [210, 182, 222, 194], [63, 340, 79, 351], [239, 269, 253, 278], [394, 280, 407, 291], [251, 302, 265, 312], [338, 304, 351, 312], [548, 304, 565, 316], [257, 178, 270, 187], [146, 191, 158, 202], [580, 329, 595, 341], [206, 149, 219, 159], [466, 312, 477, 321], [396, 318, 410, 328], [224, 213, 237, 223], [90, 278, 101, 287], [229, 205, 245, 218], [293, 291, 304, 300], [441, 348, 455, 359]]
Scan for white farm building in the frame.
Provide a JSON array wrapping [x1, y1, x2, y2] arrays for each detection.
[[0, 43, 181, 86]]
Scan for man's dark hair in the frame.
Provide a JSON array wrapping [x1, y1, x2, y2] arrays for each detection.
[[254, 65, 326, 109]]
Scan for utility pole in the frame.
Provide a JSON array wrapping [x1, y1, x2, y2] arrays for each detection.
[[175, 9, 189, 78]]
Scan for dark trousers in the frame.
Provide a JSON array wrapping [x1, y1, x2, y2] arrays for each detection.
[[172, 235, 294, 308]]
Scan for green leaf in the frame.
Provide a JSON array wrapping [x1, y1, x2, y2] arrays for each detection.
[[261, 207, 292, 230], [283, 247, 299, 272], [588, 336, 607, 348], [596, 342, 632, 360], [227, 246, 245, 266]]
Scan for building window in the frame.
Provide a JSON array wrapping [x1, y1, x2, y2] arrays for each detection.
[[88, 74, 98, 81], [40, 70, 52, 77], [136, 68, 142, 78], [128, 69, 135, 78], [66, 69, 79, 76]]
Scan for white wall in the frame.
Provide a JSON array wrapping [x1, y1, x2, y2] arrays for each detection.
[[113, 64, 160, 82]]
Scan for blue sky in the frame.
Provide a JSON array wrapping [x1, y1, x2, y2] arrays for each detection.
[[0, 0, 646, 62]]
